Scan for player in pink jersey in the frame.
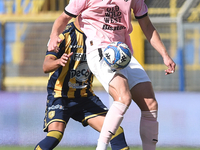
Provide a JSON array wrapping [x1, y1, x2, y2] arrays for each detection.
[[48, 0, 176, 150]]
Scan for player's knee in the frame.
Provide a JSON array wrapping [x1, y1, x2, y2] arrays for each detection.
[[145, 98, 158, 111], [117, 92, 132, 106], [109, 80, 132, 106]]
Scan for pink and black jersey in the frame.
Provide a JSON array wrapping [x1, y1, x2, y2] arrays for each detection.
[[65, 0, 148, 54]]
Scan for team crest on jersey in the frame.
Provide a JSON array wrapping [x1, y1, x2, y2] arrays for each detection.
[[48, 111, 55, 119], [65, 24, 72, 30]]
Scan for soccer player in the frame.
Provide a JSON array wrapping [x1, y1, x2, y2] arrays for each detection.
[[47, 0, 176, 150], [34, 19, 129, 150]]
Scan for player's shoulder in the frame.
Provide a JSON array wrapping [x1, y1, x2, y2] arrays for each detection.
[[62, 22, 76, 34]]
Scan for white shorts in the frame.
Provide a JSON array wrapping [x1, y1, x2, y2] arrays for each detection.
[[87, 49, 151, 92]]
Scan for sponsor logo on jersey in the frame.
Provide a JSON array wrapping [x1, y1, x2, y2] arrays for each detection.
[[70, 62, 91, 82], [104, 107, 108, 110], [73, 53, 86, 61], [69, 62, 91, 89], [102, 5, 126, 31], [48, 104, 64, 111], [68, 82, 88, 89], [69, 45, 84, 49]]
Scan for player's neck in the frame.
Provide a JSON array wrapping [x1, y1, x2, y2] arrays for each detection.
[[74, 17, 81, 30]]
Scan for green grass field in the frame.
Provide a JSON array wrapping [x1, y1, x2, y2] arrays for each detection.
[[0, 147, 199, 150]]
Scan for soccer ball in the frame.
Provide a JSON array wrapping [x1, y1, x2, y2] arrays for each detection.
[[103, 41, 132, 71]]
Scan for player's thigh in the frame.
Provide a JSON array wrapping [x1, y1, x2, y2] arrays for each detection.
[[109, 74, 132, 106], [131, 81, 158, 111], [48, 121, 66, 133], [44, 97, 74, 132], [71, 95, 108, 127], [87, 115, 106, 132]]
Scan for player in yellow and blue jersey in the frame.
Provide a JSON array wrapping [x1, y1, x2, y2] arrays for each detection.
[[34, 18, 129, 150]]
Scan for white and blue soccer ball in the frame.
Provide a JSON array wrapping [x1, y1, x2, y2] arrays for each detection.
[[103, 41, 132, 71]]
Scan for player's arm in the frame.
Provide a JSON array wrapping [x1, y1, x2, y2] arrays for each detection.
[[137, 15, 176, 75], [43, 52, 73, 73], [48, 12, 72, 52]]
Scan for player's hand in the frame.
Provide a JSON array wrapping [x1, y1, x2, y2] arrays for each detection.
[[59, 52, 73, 66], [48, 36, 63, 53], [163, 55, 176, 75]]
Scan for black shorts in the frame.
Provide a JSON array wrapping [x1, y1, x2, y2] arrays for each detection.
[[43, 95, 108, 132]]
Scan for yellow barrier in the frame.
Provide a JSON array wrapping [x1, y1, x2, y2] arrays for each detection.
[[130, 22, 144, 67], [3, 76, 102, 89]]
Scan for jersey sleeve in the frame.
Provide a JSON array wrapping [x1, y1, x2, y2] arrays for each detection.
[[64, 0, 87, 17], [46, 34, 66, 58], [132, 0, 148, 19]]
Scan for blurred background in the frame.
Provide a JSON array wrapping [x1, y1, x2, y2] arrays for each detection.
[[0, 0, 200, 148]]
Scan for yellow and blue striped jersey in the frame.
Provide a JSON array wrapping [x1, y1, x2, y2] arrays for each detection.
[[46, 22, 94, 98]]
